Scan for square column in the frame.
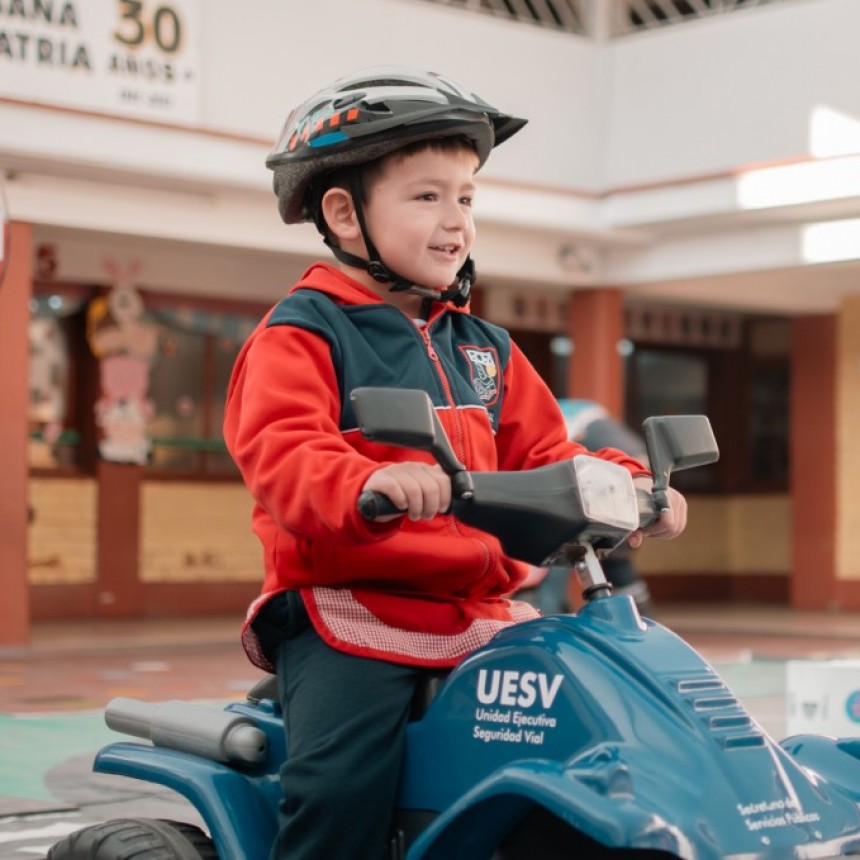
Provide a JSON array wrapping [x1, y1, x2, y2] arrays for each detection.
[[567, 288, 624, 417], [0, 222, 33, 646], [835, 297, 860, 605], [790, 315, 840, 608]]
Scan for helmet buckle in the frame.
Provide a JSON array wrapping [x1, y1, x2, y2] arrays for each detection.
[[366, 261, 392, 284]]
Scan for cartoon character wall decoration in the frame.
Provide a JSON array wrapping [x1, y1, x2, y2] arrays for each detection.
[[87, 261, 158, 465]]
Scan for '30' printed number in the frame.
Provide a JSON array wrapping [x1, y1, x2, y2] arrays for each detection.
[[113, 0, 183, 54]]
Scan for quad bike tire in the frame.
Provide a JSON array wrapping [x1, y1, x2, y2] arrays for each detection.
[[47, 817, 218, 860]]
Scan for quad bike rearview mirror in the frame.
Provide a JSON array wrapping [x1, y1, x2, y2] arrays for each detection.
[[350, 387, 465, 476], [643, 415, 719, 511]]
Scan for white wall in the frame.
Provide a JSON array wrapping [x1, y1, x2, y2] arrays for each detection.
[[606, 0, 860, 186], [197, 0, 860, 192], [197, 0, 610, 192]]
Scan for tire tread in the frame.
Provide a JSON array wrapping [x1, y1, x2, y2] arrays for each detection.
[[47, 817, 217, 860]]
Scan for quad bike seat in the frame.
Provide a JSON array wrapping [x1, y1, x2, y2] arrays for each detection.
[[246, 671, 448, 721]]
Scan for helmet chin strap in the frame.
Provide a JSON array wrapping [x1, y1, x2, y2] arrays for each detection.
[[322, 172, 473, 309]]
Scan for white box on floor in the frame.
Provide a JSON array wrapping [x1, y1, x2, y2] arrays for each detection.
[[786, 660, 860, 737]]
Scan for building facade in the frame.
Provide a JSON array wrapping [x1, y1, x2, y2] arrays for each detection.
[[1, 0, 858, 646]]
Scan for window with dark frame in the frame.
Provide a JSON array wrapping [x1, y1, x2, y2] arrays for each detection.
[[29, 285, 99, 473], [28, 283, 266, 479], [143, 293, 263, 478], [624, 346, 721, 492], [622, 317, 790, 494]]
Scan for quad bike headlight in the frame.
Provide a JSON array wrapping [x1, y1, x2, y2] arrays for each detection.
[[572, 455, 639, 535]]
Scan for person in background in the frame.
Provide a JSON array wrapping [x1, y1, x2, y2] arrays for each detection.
[[517, 399, 654, 616]]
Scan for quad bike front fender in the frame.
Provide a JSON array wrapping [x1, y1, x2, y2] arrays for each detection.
[[95, 742, 278, 860], [405, 757, 694, 860], [780, 735, 860, 804]]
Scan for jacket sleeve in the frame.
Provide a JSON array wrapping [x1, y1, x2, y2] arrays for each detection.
[[223, 322, 400, 545], [493, 341, 649, 476]]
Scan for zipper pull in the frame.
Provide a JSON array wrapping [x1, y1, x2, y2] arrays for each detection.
[[422, 330, 438, 361]]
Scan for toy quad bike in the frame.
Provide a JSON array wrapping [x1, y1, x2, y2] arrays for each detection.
[[49, 387, 860, 859]]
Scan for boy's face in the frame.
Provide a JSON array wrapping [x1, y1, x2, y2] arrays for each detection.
[[362, 146, 479, 296]]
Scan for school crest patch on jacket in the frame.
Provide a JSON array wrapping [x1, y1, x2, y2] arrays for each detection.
[[459, 345, 500, 405]]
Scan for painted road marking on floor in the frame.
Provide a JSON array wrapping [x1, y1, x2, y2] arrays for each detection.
[[0, 712, 114, 802], [0, 819, 94, 844], [0, 701, 234, 807], [0, 816, 100, 858]]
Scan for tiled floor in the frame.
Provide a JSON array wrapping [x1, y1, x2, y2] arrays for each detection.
[[0, 604, 857, 716], [0, 617, 257, 714]]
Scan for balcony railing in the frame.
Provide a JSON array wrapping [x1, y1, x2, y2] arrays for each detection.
[[416, 0, 590, 34], [619, 0, 792, 34], [413, 0, 796, 37]]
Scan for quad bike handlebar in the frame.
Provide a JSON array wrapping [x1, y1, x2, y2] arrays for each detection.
[[359, 480, 659, 531], [352, 387, 718, 600]]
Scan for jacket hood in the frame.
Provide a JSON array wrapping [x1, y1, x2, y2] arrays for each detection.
[[291, 262, 469, 313]]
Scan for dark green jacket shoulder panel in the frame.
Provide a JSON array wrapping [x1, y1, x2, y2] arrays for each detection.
[[266, 289, 512, 431]]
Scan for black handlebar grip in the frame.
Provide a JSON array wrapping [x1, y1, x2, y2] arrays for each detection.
[[357, 490, 405, 520]]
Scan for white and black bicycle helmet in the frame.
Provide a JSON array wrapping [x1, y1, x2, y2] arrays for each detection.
[[266, 66, 527, 306]]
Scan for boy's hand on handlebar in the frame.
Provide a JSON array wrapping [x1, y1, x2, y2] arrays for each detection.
[[628, 477, 688, 549], [362, 463, 452, 522]]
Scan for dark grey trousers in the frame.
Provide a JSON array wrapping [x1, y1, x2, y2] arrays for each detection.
[[260, 592, 424, 860]]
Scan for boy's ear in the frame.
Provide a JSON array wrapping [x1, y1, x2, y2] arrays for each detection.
[[321, 187, 361, 243]]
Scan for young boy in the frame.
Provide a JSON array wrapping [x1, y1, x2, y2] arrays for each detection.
[[223, 66, 687, 860]]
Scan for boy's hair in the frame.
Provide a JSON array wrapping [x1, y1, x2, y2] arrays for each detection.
[[312, 135, 479, 245]]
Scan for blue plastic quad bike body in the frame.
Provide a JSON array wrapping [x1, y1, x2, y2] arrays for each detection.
[[47, 389, 860, 859]]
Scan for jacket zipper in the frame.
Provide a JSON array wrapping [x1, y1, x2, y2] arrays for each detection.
[[418, 325, 467, 465], [419, 315, 492, 579]]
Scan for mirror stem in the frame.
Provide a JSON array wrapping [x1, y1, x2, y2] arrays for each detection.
[[651, 487, 670, 515], [577, 544, 611, 601]]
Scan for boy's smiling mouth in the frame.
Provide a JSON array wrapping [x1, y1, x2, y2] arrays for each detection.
[[430, 244, 461, 256]]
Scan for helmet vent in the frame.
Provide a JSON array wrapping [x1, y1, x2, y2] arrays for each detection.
[[333, 93, 365, 110], [366, 102, 393, 114], [352, 78, 410, 89]]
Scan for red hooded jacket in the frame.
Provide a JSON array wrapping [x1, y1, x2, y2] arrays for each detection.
[[224, 264, 646, 671]]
